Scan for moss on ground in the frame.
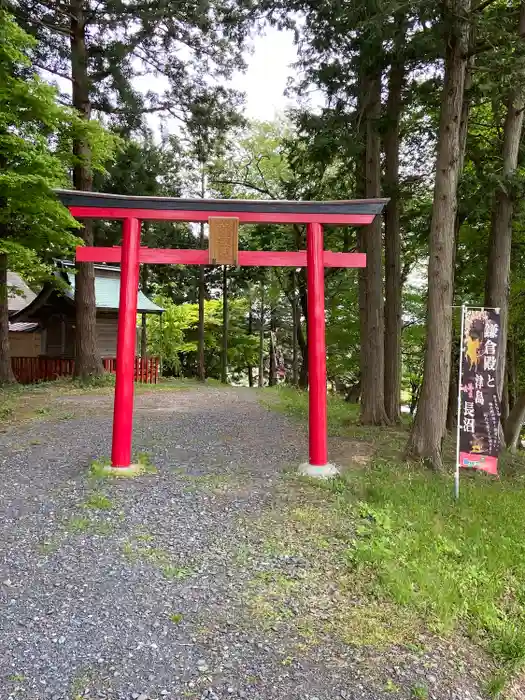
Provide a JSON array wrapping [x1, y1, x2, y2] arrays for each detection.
[[0, 377, 192, 429], [121, 535, 194, 581]]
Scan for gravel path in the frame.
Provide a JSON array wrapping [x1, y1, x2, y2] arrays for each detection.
[[0, 387, 490, 700]]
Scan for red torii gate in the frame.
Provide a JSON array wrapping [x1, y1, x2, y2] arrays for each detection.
[[58, 190, 387, 477]]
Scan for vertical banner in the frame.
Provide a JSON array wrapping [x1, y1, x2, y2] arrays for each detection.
[[457, 307, 502, 477]]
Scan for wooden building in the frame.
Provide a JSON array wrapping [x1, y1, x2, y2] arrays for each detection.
[[7, 272, 41, 357], [9, 261, 163, 360]]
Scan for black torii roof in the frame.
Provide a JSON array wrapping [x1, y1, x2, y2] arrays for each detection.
[[56, 189, 388, 218]]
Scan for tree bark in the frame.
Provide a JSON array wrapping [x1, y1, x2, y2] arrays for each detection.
[[383, 37, 405, 424], [446, 340, 458, 431], [221, 265, 228, 384], [360, 63, 388, 425], [291, 270, 299, 386], [258, 282, 265, 387], [70, 0, 103, 380], [508, 336, 518, 409], [298, 275, 308, 389], [406, 0, 471, 470], [445, 39, 473, 433], [140, 264, 148, 359], [501, 377, 510, 424], [484, 0, 525, 417], [269, 309, 277, 387], [140, 314, 147, 359], [0, 253, 16, 385], [504, 391, 525, 452]]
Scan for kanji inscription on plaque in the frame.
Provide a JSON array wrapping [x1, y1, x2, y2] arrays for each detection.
[[208, 217, 239, 265]]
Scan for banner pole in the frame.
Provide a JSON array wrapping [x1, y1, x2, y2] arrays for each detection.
[[455, 304, 466, 500]]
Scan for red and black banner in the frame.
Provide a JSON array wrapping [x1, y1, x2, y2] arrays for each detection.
[[458, 307, 501, 475]]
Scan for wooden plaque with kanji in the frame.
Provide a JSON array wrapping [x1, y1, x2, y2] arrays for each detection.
[[208, 217, 239, 265]]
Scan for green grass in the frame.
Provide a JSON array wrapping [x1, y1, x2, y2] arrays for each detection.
[[64, 514, 114, 536], [162, 564, 193, 581], [485, 671, 507, 698], [384, 679, 400, 693], [346, 461, 525, 665], [0, 376, 192, 429], [0, 379, 112, 428], [262, 386, 410, 459], [262, 386, 525, 687], [8, 673, 25, 683], [83, 492, 114, 510], [122, 537, 194, 580], [411, 685, 429, 700], [89, 452, 158, 479], [66, 515, 92, 533]]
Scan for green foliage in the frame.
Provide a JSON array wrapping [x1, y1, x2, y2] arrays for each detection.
[[147, 297, 259, 380], [14, 0, 251, 133], [0, 12, 78, 268], [0, 12, 116, 282]]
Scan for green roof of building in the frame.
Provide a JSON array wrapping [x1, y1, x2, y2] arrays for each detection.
[[63, 268, 164, 315]]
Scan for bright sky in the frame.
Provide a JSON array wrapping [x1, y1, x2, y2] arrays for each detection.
[[44, 26, 298, 128], [231, 27, 298, 120]]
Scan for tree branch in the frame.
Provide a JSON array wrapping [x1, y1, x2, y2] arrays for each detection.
[[471, 0, 499, 12], [35, 63, 72, 81], [209, 178, 274, 197]]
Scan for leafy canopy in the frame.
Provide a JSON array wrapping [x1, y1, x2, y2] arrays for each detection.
[[0, 11, 116, 280]]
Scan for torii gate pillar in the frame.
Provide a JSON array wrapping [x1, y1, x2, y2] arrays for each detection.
[[302, 222, 332, 475], [59, 190, 387, 477]]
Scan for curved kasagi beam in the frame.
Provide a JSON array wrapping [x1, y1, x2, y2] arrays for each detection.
[[56, 189, 388, 225]]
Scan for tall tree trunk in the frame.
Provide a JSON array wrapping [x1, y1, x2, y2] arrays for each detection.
[[406, 0, 470, 470], [269, 309, 277, 386], [140, 264, 148, 359], [298, 276, 308, 389], [504, 391, 525, 452], [291, 270, 299, 386], [383, 36, 405, 424], [0, 253, 16, 385], [360, 64, 388, 425], [258, 282, 265, 387], [198, 223, 206, 382], [445, 50, 473, 433], [140, 314, 147, 359], [484, 0, 525, 422], [501, 378, 510, 424], [70, 0, 102, 380], [446, 340, 458, 431], [508, 336, 518, 410], [221, 265, 228, 384]]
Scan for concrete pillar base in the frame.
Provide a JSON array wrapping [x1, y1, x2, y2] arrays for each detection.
[[298, 462, 339, 479], [102, 463, 143, 477]]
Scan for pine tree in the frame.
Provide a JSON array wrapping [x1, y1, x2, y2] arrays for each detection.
[[11, 0, 255, 379]]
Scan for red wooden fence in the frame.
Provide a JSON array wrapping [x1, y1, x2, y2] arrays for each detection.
[[102, 356, 159, 384], [11, 356, 160, 385]]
